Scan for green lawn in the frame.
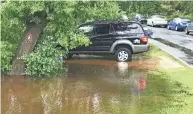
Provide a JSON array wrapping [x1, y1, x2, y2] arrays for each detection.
[[145, 44, 193, 114]]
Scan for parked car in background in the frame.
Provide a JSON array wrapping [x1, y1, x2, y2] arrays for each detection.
[[167, 18, 191, 31], [185, 22, 193, 35], [147, 15, 167, 27], [134, 14, 147, 24], [58, 20, 150, 62]]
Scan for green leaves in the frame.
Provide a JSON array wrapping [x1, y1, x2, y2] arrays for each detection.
[[2, 1, 120, 76], [118, 1, 193, 20], [1, 2, 26, 72], [0, 41, 14, 72], [23, 36, 65, 76]]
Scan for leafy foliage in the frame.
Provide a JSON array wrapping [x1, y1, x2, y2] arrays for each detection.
[[1, 2, 25, 72], [23, 1, 120, 76], [0, 41, 14, 72], [1, 1, 120, 76], [23, 36, 65, 76], [1, 1, 47, 72], [119, 1, 193, 20], [44, 1, 120, 49]]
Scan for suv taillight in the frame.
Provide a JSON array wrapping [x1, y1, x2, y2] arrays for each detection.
[[140, 35, 148, 44]]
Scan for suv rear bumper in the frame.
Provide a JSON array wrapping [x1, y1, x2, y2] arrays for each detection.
[[133, 44, 150, 53]]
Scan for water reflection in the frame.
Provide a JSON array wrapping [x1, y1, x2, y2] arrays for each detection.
[[40, 78, 63, 114], [117, 62, 129, 74], [6, 89, 22, 114], [2, 60, 148, 114]]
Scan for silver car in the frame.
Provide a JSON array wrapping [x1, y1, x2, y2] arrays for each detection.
[[185, 22, 193, 35]]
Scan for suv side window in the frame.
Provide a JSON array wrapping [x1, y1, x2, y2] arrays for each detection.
[[113, 23, 144, 34], [94, 24, 110, 35]]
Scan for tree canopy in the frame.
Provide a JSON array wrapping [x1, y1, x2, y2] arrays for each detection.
[[119, 1, 193, 20], [1, 1, 120, 75]]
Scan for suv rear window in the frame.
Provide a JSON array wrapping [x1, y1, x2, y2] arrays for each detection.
[[113, 23, 144, 34], [94, 24, 110, 35]]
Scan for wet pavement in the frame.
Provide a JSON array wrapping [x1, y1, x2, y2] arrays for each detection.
[[2, 55, 189, 114], [147, 26, 193, 68], [148, 26, 193, 51]]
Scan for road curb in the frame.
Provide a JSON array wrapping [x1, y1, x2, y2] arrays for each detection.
[[149, 39, 193, 69]]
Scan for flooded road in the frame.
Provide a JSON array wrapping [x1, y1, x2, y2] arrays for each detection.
[[1, 55, 187, 114]]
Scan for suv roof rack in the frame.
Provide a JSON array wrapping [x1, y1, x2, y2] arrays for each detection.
[[78, 20, 138, 27], [93, 20, 134, 24]]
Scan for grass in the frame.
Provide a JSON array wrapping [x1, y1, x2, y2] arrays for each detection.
[[147, 45, 193, 90], [144, 44, 193, 114]]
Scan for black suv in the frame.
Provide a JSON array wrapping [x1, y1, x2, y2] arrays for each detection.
[[65, 20, 149, 62]]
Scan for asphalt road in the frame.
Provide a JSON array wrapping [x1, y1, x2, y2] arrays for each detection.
[[147, 26, 193, 51], [147, 26, 193, 68]]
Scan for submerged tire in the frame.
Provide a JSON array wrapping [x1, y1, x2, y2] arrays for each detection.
[[115, 48, 132, 62]]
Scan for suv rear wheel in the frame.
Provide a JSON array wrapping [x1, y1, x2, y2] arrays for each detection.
[[115, 48, 132, 62]]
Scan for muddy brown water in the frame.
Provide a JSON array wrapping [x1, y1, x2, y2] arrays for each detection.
[[1, 55, 186, 114]]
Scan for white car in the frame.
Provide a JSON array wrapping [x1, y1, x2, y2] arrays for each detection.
[[147, 15, 167, 27]]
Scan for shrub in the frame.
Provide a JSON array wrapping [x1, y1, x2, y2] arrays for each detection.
[[23, 36, 65, 76]]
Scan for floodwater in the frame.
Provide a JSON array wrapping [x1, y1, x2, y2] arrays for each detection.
[[1, 55, 187, 114]]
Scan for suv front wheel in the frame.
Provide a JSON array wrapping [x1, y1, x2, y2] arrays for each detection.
[[115, 48, 132, 62]]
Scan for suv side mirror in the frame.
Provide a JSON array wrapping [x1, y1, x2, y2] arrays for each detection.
[[144, 29, 153, 36]]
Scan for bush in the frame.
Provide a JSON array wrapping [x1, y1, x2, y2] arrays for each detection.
[[0, 42, 14, 72], [23, 36, 65, 76]]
